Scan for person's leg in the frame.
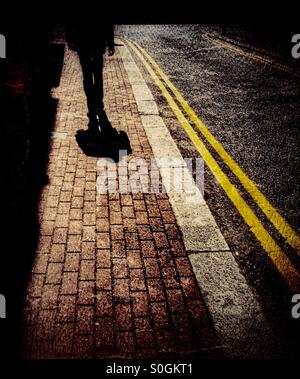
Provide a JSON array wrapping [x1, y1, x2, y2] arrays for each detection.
[[92, 51, 114, 134], [91, 51, 105, 117], [78, 50, 98, 130]]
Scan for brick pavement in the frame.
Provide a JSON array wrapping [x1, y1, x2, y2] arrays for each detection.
[[20, 47, 222, 359]]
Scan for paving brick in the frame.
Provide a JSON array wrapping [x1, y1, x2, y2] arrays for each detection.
[[61, 272, 78, 295], [127, 251, 143, 269], [57, 202, 71, 214], [109, 199, 121, 212], [33, 254, 49, 274], [110, 210, 122, 224], [135, 211, 148, 225], [133, 199, 146, 211], [130, 269, 146, 291], [157, 199, 172, 211], [144, 194, 157, 206], [166, 289, 186, 314], [49, 244, 65, 262], [41, 284, 60, 309], [55, 214, 69, 228], [69, 208, 82, 220], [153, 232, 169, 249], [169, 239, 186, 257], [80, 260, 95, 281], [149, 217, 164, 232], [37, 236, 52, 254], [112, 241, 126, 258], [161, 211, 177, 224], [84, 201, 95, 213], [147, 206, 161, 218], [57, 295, 76, 322], [135, 330, 155, 349], [64, 253, 80, 272], [147, 279, 165, 302], [141, 240, 156, 258], [67, 235, 82, 252], [95, 292, 113, 317], [111, 225, 124, 240], [76, 306, 94, 334], [68, 220, 83, 234], [151, 302, 170, 330], [46, 263, 63, 284], [144, 258, 161, 278], [175, 257, 194, 276], [83, 213, 96, 226], [53, 323, 75, 357], [94, 317, 114, 350], [122, 206, 135, 218], [161, 266, 177, 278], [96, 250, 111, 268], [40, 221, 55, 236], [97, 206, 109, 218], [165, 224, 181, 240], [114, 278, 130, 302], [83, 226, 96, 242], [43, 207, 57, 221], [134, 317, 152, 331], [96, 233, 110, 249], [137, 225, 152, 240], [131, 292, 149, 317], [53, 228, 68, 244], [113, 259, 128, 279], [82, 241, 96, 259], [116, 332, 134, 357], [96, 194, 108, 206], [27, 275, 45, 298], [78, 281, 95, 306], [125, 232, 139, 249], [121, 194, 133, 206], [115, 303, 132, 331], [180, 277, 202, 299], [46, 195, 59, 208], [60, 191, 72, 202], [96, 268, 112, 290]]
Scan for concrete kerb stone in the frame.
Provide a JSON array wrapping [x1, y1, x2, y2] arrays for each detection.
[[136, 101, 159, 115], [189, 251, 280, 358]]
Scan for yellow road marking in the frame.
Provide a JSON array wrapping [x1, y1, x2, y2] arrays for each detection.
[[204, 34, 300, 78], [131, 40, 300, 255], [127, 39, 300, 292]]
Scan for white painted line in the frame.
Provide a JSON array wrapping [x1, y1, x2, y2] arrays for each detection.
[[119, 42, 279, 358]]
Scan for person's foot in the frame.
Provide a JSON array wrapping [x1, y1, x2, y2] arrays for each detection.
[[87, 118, 102, 137]]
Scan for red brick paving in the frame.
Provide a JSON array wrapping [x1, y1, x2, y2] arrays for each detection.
[[21, 47, 222, 358]]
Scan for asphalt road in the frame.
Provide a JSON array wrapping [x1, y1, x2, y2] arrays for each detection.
[[117, 24, 300, 357]]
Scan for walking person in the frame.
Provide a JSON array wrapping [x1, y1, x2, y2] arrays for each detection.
[[66, 20, 115, 134]]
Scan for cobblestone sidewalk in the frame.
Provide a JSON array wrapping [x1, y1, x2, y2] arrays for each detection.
[[21, 47, 222, 359]]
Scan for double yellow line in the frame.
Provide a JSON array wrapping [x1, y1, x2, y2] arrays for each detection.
[[127, 39, 300, 292], [204, 34, 300, 79]]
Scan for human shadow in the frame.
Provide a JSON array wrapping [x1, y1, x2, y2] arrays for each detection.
[[76, 112, 132, 162]]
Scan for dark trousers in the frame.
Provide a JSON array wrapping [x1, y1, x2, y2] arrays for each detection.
[[78, 49, 104, 126]]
